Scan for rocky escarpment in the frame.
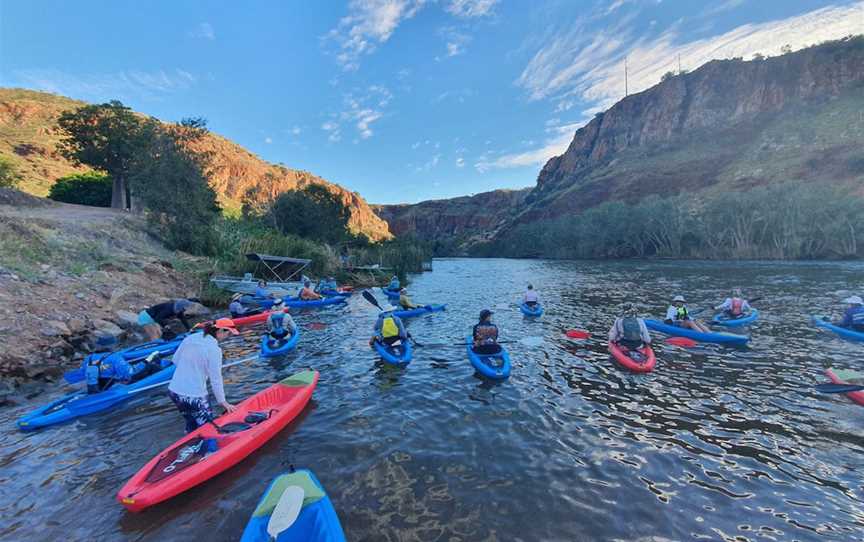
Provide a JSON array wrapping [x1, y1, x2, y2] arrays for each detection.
[[0, 88, 392, 241], [374, 188, 530, 253]]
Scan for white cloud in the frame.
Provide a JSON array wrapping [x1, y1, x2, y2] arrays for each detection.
[[475, 120, 584, 172], [446, 0, 499, 18], [264, 137, 273, 144], [456, 157, 466, 167], [702, 0, 746, 17], [9, 67, 197, 102], [321, 121, 342, 142], [291, 126, 302, 135], [190, 22, 215, 40], [416, 153, 441, 172], [323, 85, 392, 141], [326, 0, 426, 70], [519, 2, 864, 109]]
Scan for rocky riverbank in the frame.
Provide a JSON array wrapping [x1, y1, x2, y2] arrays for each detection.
[[0, 189, 204, 403]]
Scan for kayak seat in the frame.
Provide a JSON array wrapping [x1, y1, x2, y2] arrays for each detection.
[[216, 410, 275, 434]]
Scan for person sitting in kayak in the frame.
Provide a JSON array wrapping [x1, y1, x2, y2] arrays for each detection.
[[398, 288, 421, 310], [254, 280, 274, 299], [388, 275, 400, 291], [523, 284, 540, 307], [138, 298, 197, 340], [299, 280, 323, 301], [714, 288, 751, 319], [833, 295, 864, 331], [84, 349, 167, 393], [609, 304, 651, 350], [316, 276, 339, 293], [664, 295, 710, 333], [228, 293, 263, 319], [370, 305, 408, 347], [168, 321, 239, 433], [266, 299, 297, 343], [473, 309, 501, 355]]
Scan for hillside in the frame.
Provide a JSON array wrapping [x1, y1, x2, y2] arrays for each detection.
[[375, 37, 864, 253], [0, 88, 391, 241]]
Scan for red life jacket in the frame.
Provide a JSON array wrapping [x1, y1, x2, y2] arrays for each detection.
[[731, 298, 744, 315]]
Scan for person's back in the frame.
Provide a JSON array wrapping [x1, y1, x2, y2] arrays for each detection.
[[524, 289, 539, 305], [168, 332, 223, 399], [615, 316, 648, 349], [374, 309, 406, 345], [399, 290, 417, 309], [228, 299, 246, 318], [473, 309, 500, 355], [842, 303, 864, 330], [388, 277, 400, 290]]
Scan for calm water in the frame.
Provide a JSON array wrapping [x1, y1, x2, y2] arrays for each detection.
[[1, 259, 864, 541]]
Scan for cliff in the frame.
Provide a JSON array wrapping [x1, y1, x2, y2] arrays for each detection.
[[0, 88, 391, 241]]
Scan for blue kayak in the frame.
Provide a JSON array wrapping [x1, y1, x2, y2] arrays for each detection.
[[64, 335, 186, 384], [319, 289, 352, 298], [381, 287, 401, 299], [712, 308, 759, 327], [243, 296, 346, 310], [392, 304, 446, 319], [261, 326, 301, 358], [17, 359, 175, 431], [372, 339, 413, 365], [520, 303, 544, 317], [645, 319, 750, 345], [240, 468, 346, 542], [466, 337, 511, 380], [812, 316, 864, 342]]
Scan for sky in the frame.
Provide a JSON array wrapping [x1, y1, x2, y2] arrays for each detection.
[[1, 1, 862, 204]]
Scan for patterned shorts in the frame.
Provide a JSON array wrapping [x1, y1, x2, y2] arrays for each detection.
[[169, 391, 213, 433]]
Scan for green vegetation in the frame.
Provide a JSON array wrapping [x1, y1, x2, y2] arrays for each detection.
[[245, 183, 352, 245], [485, 182, 864, 260], [0, 156, 22, 188], [47, 172, 112, 207]]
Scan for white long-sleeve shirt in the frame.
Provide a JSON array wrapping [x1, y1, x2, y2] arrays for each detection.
[[715, 298, 751, 313], [524, 290, 539, 303], [168, 332, 227, 404]]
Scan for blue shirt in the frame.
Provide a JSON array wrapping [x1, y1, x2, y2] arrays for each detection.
[[254, 286, 270, 298], [388, 279, 400, 290], [841, 306, 864, 328]]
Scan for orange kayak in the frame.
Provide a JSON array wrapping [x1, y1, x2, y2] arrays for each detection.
[[608, 341, 656, 373]]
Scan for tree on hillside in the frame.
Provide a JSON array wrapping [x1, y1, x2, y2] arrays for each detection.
[[128, 117, 221, 255], [56, 100, 145, 209], [267, 184, 352, 245], [0, 156, 22, 188], [48, 172, 112, 207]]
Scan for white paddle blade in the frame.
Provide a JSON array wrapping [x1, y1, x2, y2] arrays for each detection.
[[267, 485, 305, 539]]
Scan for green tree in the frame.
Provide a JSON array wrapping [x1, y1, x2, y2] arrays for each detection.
[[128, 118, 221, 255], [48, 172, 112, 207], [266, 184, 352, 245], [0, 156, 22, 188], [56, 100, 145, 209]]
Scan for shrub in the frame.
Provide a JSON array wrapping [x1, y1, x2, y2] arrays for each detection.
[[48, 172, 112, 207], [0, 156, 22, 188]]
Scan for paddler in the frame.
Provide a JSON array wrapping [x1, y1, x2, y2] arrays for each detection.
[[523, 284, 540, 308], [228, 292, 263, 319], [167, 321, 239, 433], [832, 295, 864, 331], [316, 276, 339, 293], [299, 280, 323, 301], [138, 298, 199, 340], [714, 288, 751, 319], [388, 275, 400, 291], [609, 304, 651, 350], [254, 280, 273, 299], [664, 295, 710, 333], [398, 288, 421, 310], [266, 299, 297, 342], [370, 304, 408, 347], [472, 309, 501, 355]]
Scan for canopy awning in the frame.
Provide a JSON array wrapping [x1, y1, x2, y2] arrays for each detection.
[[245, 253, 311, 282]]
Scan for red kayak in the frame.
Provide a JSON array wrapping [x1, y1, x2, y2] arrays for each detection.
[[608, 341, 656, 373], [117, 369, 318, 512], [825, 368, 864, 407]]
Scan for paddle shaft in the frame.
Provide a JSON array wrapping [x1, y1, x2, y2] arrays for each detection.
[[125, 354, 259, 396]]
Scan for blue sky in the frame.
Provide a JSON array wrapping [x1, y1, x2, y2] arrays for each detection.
[[1, 1, 861, 204]]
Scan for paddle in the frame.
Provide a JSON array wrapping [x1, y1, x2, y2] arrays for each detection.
[[665, 337, 698, 348], [814, 383, 864, 394], [267, 485, 306, 538], [413, 339, 523, 348], [362, 289, 383, 311], [121, 353, 260, 396], [565, 330, 590, 339]]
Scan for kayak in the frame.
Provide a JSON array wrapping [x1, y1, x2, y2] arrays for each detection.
[[825, 368, 864, 407], [224, 309, 281, 328], [240, 468, 346, 542], [319, 289, 352, 298], [608, 341, 656, 373], [712, 308, 759, 327], [645, 320, 749, 346], [466, 337, 511, 380], [812, 316, 864, 342], [243, 296, 346, 310], [117, 370, 319, 512], [372, 339, 413, 365], [520, 303, 544, 317], [64, 335, 185, 383], [260, 326, 301, 358], [392, 304, 446, 319], [18, 359, 175, 431]]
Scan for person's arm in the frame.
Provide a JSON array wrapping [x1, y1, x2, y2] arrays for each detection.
[[285, 314, 297, 332], [177, 311, 192, 331], [714, 299, 728, 311], [639, 320, 652, 345], [742, 300, 751, 312], [374, 317, 383, 338], [664, 306, 676, 323], [608, 319, 620, 342], [396, 318, 407, 339], [840, 309, 853, 327]]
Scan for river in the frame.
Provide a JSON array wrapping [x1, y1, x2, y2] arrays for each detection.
[[1, 259, 863, 541]]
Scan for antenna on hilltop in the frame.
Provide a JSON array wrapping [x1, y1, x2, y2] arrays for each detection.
[[624, 56, 629, 97]]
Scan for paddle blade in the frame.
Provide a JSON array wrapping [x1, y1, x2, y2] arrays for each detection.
[[814, 383, 864, 394], [666, 337, 698, 348], [267, 485, 305, 538], [307, 322, 327, 330], [361, 289, 382, 310], [565, 330, 590, 339]]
